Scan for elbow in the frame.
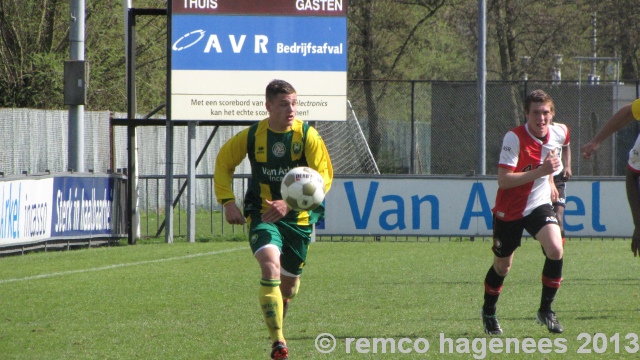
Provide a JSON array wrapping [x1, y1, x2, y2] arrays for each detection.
[[497, 179, 511, 190]]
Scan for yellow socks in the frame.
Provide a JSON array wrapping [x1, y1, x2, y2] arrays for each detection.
[[259, 279, 284, 343]]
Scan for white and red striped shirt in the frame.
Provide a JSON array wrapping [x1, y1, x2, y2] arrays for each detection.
[[493, 124, 561, 221]]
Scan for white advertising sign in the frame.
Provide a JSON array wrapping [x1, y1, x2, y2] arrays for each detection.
[[318, 177, 631, 238]]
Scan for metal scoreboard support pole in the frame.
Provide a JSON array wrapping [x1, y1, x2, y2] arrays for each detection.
[[186, 122, 196, 243], [124, 6, 167, 244]]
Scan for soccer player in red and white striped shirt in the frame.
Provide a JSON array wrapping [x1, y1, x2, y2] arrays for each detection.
[[482, 89, 565, 335]]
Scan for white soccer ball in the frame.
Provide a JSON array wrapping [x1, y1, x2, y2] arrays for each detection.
[[280, 167, 325, 211]]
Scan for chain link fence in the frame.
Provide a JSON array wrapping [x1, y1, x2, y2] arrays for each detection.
[[3, 80, 639, 178], [0, 109, 111, 174], [348, 80, 640, 176]]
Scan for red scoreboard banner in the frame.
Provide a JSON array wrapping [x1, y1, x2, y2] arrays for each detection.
[[172, 0, 346, 16]]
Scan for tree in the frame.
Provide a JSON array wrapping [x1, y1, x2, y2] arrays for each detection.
[[446, 0, 598, 82], [593, 0, 640, 80], [79, 0, 167, 113], [0, 0, 167, 113], [0, 0, 66, 108], [348, 0, 446, 159]]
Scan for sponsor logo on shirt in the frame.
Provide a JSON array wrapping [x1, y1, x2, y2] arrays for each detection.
[[272, 142, 286, 157]]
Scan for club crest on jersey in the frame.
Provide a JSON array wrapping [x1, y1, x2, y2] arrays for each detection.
[[292, 141, 302, 155], [272, 142, 286, 157]]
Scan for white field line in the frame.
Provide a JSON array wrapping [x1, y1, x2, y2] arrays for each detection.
[[0, 247, 246, 285]]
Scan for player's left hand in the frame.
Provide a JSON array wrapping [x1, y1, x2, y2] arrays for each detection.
[[262, 199, 289, 223], [581, 142, 599, 160]]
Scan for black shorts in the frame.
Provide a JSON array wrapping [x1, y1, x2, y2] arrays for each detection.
[[492, 204, 559, 258], [553, 174, 567, 208]]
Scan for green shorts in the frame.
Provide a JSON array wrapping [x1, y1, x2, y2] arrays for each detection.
[[247, 213, 313, 276]]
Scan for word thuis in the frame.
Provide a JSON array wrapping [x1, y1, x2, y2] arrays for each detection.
[[183, 0, 217, 10]]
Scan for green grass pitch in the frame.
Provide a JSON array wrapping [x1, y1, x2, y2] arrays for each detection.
[[0, 239, 638, 359]]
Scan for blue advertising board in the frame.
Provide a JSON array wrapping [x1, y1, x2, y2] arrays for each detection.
[[171, 15, 347, 71], [0, 174, 126, 248], [50, 177, 119, 237]]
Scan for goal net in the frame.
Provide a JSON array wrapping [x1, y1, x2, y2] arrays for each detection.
[[314, 101, 379, 174]]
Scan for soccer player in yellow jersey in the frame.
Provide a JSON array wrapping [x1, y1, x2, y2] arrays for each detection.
[[582, 98, 640, 256], [214, 79, 333, 360]]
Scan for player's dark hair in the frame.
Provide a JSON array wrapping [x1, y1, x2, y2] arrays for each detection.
[[266, 79, 296, 102], [524, 89, 555, 114]]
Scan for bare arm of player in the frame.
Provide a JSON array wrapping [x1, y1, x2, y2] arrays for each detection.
[[562, 144, 572, 180], [498, 151, 561, 189], [581, 103, 636, 159]]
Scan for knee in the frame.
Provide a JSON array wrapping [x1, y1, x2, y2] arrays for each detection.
[[259, 260, 280, 279], [545, 247, 563, 260], [543, 240, 564, 260], [494, 263, 511, 277], [255, 247, 282, 279]]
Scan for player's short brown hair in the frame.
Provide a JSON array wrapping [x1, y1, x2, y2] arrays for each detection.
[[266, 79, 296, 102], [524, 89, 555, 114]]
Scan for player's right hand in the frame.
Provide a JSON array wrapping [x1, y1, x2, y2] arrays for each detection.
[[542, 150, 561, 175], [262, 199, 288, 223]]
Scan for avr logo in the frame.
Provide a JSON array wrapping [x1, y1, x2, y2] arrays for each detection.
[[172, 30, 206, 51], [172, 30, 268, 54]]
